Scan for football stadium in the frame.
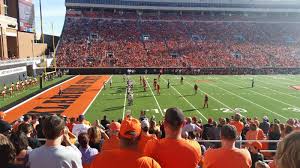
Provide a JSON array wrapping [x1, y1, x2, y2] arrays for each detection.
[[0, 0, 300, 168]]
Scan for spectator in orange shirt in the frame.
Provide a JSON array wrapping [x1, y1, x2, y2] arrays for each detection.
[[144, 108, 202, 168], [90, 117, 161, 168], [230, 113, 244, 148], [246, 122, 266, 141], [275, 131, 300, 168], [102, 122, 121, 151], [138, 118, 157, 153], [203, 124, 252, 168]]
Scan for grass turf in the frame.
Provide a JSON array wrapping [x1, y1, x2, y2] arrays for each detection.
[[85, 75, 300, 123], [0, 75, 71, 109]]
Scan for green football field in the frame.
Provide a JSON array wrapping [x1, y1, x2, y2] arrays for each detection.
[[84, 75, 300, 123]]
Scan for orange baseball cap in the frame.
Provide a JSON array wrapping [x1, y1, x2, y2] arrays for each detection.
[[250, 141, 262, 150], [120, 117, 141, 139], [109, 122, 121, 131], [0, 111, 6, 118]]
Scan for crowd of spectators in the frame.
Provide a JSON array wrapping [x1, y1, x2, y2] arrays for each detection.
[[0, 107, 300, 168], [56, 11, 300, 68]]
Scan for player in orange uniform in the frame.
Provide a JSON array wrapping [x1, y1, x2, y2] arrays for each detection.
[[156, 84, 160, 95], [153, 79, 157, 90]]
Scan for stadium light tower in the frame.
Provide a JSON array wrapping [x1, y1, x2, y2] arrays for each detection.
[[39, 0, 44, 43]]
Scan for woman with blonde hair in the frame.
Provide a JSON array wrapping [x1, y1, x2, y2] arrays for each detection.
[[275, 131, 300, 168], [87, 126, 108, 152]]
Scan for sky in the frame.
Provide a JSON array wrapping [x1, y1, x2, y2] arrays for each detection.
[[33, 0, 66, 36]]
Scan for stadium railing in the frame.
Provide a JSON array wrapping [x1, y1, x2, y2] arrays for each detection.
[[0, 57, 42, 66]]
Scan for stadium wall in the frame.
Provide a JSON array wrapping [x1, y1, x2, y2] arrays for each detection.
[[0, 63, 27, 85], [17, 31, 47, 59]]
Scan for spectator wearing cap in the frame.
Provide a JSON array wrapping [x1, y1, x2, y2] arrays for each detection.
[[230, 113, 244, 148], [144, 108, 202, 168], [138, 118, 157, 153], [72, 115, 91, 137], [0, 111, 12, 136], [102, 122, 121, 151], [90, 117, 161, 168], [249, 141, 264, 168], [203, 125, 252, 168], [28, 115, 82, 168], [259, 116, 270, 135], [78, 132, 98, 168]]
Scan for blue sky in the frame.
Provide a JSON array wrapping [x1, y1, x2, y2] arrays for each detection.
[[33, 0, 66, 36]]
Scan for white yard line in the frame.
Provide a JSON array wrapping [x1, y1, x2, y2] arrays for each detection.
[[190, 76, 288, 120], [230, 77, 300, 99], [122, 88, 127, 119], [4, 76, 78, 113], [145, 78, 164, 116], [83, 75, 112, 115], [256, 80, 300, 99], [162, 77, 208, 121], [220, 79, 300, 109]]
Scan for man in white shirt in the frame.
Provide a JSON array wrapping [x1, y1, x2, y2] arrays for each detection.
[[72, 115, 90, 137], [182, 117, 202, 135], [29, 115, 82, 168]]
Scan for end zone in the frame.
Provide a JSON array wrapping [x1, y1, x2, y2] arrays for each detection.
[[4, 75, 110, 123]]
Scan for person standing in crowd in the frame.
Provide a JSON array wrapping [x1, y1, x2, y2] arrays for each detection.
[[18, 123, 40, 149], [138, 118, 157, 153], [90, 117, 161, 168], [275, 131, 300, 168], [73, 115, 91, 137], [203, 94, 209, 108], [259, 116, 270, 135], [87, 126, 108, 152], [9, 132, 30, 166], [144, 108, 202, 168], [249, 141, 264, 168], [203, 125, 252, 168], [0, 111, 12, 136], [78, 133, 98, 168], [100, 115, 110, 130], [230, 113, 244, 148], [182, 117, 202, 136], [28, 115, 82, 168], [102, 122, 121, 151], [246, 122, 266, 141], [0, 134, 19, 168]]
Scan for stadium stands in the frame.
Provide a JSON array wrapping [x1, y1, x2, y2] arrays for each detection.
[[57, 11, 300, 68]]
